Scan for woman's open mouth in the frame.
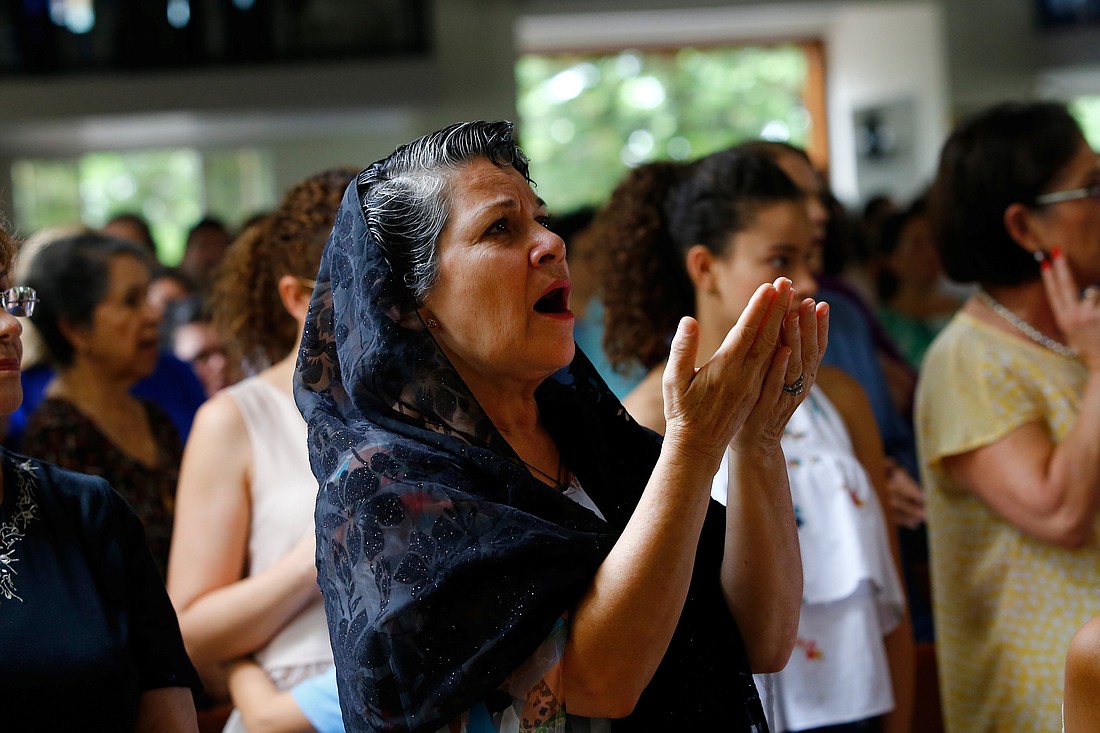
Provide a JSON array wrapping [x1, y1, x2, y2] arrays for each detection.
[[534, 283, 572, 317]]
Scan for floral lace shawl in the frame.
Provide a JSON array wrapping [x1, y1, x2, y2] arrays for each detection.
[[294, 178, 767, 733]]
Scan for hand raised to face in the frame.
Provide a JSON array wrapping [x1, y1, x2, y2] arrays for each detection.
[[1042, 248, 1100, 371]]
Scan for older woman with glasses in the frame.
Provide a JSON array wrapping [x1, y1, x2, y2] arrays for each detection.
[[918, 100, 1100, 732], [0, 224, 201, 729], [296, 121, 828, 732], [22, 233, 181, 578]]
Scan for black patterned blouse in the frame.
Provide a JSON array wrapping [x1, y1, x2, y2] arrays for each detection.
[[21, 397, 183, 578]]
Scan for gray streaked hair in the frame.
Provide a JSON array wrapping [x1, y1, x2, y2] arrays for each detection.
[[357, 120, 533, 304]]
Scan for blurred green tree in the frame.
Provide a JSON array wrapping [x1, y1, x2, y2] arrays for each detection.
[[11, 148, 274, 264], [516, 44, 812, 214]]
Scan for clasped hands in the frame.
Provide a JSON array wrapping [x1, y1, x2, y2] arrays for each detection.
[[662, 277, 830, 465]]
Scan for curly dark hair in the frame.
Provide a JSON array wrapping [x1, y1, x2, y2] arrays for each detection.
[[928, 101, 1082, 286], [211, 166, 358, 374], [597, 148, 803, 370]]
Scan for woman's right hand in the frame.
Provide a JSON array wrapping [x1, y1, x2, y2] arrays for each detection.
[[661, 277, 794, 466], [731, 294, 829, 456]]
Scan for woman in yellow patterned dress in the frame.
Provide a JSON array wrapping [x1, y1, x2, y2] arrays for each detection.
[[918, 101, 1100, 732]]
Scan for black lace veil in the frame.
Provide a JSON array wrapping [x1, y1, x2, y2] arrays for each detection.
[[294, 131, 766, 732]]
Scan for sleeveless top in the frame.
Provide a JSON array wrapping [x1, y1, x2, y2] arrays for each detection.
[[227, 376, 333, 680]]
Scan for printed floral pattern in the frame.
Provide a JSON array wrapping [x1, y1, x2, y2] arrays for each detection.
[[0, 459, 38, 603]]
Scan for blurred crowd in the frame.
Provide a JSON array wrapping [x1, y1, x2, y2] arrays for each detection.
[[4, 97, 1100, 733]]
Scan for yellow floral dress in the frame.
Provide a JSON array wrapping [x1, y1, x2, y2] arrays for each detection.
[[916, 312, 1096, 733]]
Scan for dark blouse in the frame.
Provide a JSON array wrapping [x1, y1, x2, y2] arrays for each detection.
[[0, 449, 200, 729], [21, 397, 182, 578]]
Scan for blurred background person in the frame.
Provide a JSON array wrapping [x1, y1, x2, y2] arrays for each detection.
[[104, 211, 159, 259], [168, 168, 356, 729], [919, 100, 1100, 733], [149, 266, 200, 328], [556, 206, 645, 399], [8, 226, 207, 450], [875, 196, 962, 371], [163, 295, 238, 398], [179, 216, 234, 293], [21, 233, 181, 578]]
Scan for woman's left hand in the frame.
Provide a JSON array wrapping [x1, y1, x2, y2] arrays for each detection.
[[1043, 248, 1100, 371], [731, 294, 829, 454]]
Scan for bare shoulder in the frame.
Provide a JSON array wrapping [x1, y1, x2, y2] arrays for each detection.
[[180, 389, 251, 476], [815, 365, 884, 464], [1066, 616, 1100, 732], [815, 365, 875, 422], [1068, 616, 1100, 677], [622, 366, 667, 435], [190, 389, 246, 443], [814, 365, 866, 408]]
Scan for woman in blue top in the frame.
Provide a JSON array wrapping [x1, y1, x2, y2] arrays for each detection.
[[0, 222, 202, 728]]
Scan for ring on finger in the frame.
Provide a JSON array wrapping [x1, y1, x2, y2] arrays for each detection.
[[782, 373, 805, 396], [1082, 286, 1100, 302]]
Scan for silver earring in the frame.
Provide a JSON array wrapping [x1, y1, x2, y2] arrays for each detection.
[[426, 318, 439, 329]]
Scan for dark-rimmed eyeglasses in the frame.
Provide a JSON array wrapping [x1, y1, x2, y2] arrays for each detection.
[[2, 286, 38, 317], [1034, 183, 1100, 206]]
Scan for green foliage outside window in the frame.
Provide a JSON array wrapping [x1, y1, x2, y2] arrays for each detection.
[[1071, 96, 1100, 150], [516, 44, 811, 215], [11, 148, 274, 264]]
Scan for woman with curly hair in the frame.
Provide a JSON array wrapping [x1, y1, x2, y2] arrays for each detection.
[[166, 167, 357, 728], [596, 148, 912, 733]]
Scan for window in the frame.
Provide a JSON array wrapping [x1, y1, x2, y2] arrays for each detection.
[[1071, 96, 1100, 148], [516, 42, 825, 213], [11, 147, 274, 263]]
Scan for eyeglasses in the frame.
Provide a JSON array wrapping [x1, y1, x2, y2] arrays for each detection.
[[2, 286, 38, 317], [1034, 183, 1100, 206]]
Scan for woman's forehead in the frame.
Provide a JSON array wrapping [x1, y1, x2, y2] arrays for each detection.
[[449, 159, 538, 206]]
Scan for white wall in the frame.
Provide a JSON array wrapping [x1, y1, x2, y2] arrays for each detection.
[[825, 2, 950, 203]]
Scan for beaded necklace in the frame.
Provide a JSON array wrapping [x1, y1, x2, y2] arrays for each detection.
[[976, 289, 1077, 359]]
